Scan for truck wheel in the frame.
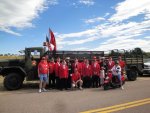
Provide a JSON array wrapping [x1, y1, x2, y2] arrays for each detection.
[[127, 70, 138, 81], [4, 73, 23, 90]]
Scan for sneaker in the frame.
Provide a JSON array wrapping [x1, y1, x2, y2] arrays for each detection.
[[121, 86, 124, 90], [42, 88, 47, 92], [79, 87, 83, 90], [39, 89, 42, 93]]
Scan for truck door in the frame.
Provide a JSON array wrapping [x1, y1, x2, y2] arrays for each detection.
[[25, 48, 42, 81]]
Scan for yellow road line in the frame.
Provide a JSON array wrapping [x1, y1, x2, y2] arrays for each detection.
[[97, 101, 150, 113], [80, 98, 150, 113]]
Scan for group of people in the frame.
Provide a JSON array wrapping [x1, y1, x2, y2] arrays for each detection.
[[38, 55, 125, 93]]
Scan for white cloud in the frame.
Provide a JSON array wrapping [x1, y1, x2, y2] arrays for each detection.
[[55, 0, 150, 52], [0, 26, 22, 36], [57, 29, 99, 39], [104, 13, 110, 17], [47, 0, 58, 5], [109, 0, 150, 22], [99, 20, 150, 38], [0, 0, 58, 36], [70, 47, 89, 51], [84, 17, 105, 24], [79, 0, 95, 6], [144, 36, 150, 39], [68, 36, 99, 45], [57, 18, 150, 52], [93, 38, 150, 52]]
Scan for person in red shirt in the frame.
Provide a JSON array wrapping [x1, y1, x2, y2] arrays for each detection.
[[59, 59, 68, 90], [48, 58, 55, 88], [81, 57, 87, 77], [107, 56, 115, 70], [72, 58, 82, 75], [71, 68, 83, 90], [82, 59, 92, 88], [118, 56, 126, 74], [107, 70, 113, 80], [66, 57, 72, 88], [55, 57, 61, 89], [38, 57, 49, 93], [91, 56, 100, 88]]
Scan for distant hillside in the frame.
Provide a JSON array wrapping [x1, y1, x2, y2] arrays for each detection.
[[0, 56, 24, 60]]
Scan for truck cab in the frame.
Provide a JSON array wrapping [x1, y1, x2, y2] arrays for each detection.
[[0, 47, 45, 90]]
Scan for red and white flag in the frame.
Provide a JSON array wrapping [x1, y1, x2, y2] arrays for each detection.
[[49, 28, 56, 51]]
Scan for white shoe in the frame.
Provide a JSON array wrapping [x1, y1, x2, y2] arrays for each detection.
[[39, 89, 42, 93], [42, 88, 47, 92], [121, 86, 124, 90], [79, 87, 83, 90]]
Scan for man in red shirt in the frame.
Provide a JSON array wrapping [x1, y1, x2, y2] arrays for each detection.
[[82, 59, 92, 88], [55, 57, 61, 89], [71, 68, 83, 90], [38, 57, 49, 93], [48, 58, 55, 88], [59, 59, 68, 90], [91, 56, 100, 88]]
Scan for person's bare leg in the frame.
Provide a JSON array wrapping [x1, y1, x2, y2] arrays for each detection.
[[42, 82, 47, 91], [39, 81, 43, 93], [79, 80, 83, 90]]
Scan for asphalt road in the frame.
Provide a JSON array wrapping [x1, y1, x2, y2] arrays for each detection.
[[0, 77, 150, 113]]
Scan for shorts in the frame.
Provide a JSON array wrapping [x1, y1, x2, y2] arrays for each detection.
[[39, 74, 48, 82]]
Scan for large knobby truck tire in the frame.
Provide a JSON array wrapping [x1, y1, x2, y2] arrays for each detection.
[[4, 73, 23, 90], [127, 70, 138, 81]]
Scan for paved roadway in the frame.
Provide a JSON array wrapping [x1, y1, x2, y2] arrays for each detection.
[[0, 77, 150, 113]]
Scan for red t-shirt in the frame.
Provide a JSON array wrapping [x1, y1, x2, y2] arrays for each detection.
[[59, 64, 68, 79], [107, 61, 115, 70], [55, 62, 60, 77], [71, 73, 81, 82], [119, 60, 125, 69], [49, 62, 55, 74], [38, 61, 49, 74], [107, 72, 112, 78], [91, 62, 100, 76], [82, 64, 92, 77], [72, 62, 82, 75]]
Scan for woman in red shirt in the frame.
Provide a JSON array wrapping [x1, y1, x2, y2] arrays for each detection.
[[59, 59, 68, 90], [91, 56, 100, 88], [72, 58, 82, 75], [82, 59, 92, 88], [48, 58, 55, 88], [107, 56, 115, 70]]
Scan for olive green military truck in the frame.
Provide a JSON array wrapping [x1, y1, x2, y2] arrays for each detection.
[[0, 47, 144, 90]]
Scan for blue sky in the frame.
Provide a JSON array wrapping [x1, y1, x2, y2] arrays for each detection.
[[0, 0, 150, 54]]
